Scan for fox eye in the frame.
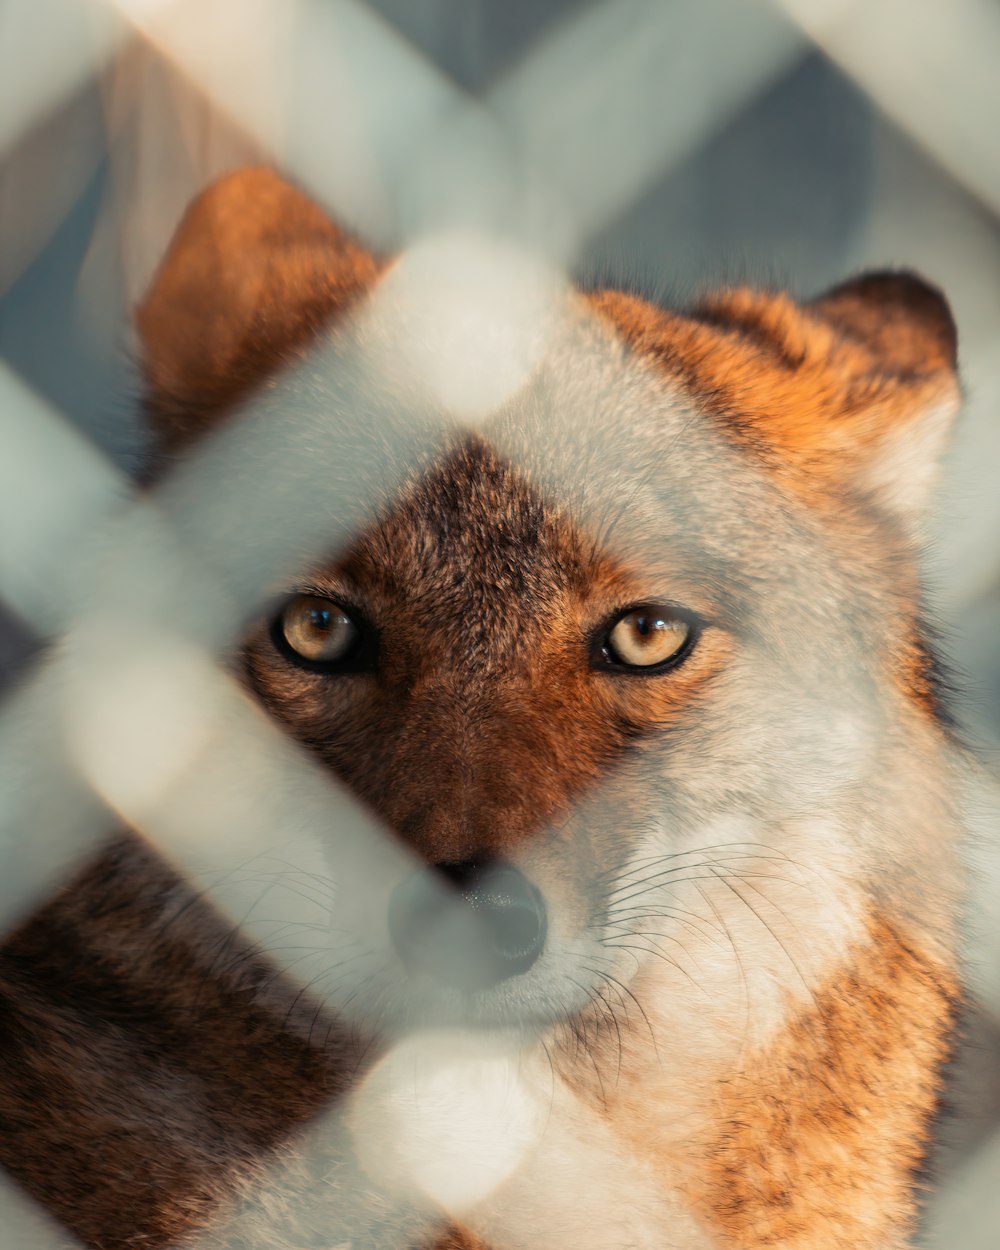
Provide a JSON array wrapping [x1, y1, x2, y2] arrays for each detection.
[[273, 595, 361, 667], [601, 607, 696, 671]]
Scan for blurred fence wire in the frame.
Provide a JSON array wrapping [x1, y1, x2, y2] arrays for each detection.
[[0, 0, 998, 1247]]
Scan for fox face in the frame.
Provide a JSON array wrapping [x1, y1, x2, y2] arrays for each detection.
[[136, 169, 960, 1073], [233, 407, 875, 1042], [241, 432, 728, 1029], [0, 166, 962, 1250]]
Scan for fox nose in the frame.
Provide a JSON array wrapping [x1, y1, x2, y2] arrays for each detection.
[[389, 858, 547, 991]]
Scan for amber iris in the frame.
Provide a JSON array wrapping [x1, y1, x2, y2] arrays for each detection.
[[606, 609, 691, 668], [278, 596, 359, 663]]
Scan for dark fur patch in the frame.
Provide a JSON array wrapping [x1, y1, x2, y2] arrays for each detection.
[[0, 838, 346, 1249]]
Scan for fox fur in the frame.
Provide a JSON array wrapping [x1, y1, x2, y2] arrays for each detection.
[[0, 167, 963, 1250]]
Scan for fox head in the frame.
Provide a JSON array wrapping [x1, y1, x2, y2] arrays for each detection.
[[135, 167, 961, 1058]]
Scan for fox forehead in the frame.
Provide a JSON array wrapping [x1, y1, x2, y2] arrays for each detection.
[[292, 422, 730, 679], [348, 438, 585, 616], [274, 367, 824, 662]]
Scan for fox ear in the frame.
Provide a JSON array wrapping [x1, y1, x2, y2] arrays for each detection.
[[686, 270, 961, 528], [809, 270, 957, 376], [136, 166, 378, 452], [809, 271, 959, 525]]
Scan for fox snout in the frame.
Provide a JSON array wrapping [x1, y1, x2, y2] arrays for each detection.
[[389, 859, 548, 990]]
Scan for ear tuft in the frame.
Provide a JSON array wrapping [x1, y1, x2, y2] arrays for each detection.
[[136, 167, 378, 452], [810, 269, 957, 375]]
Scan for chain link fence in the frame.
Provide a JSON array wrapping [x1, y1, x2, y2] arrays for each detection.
[[1, 1, 998, 1246]]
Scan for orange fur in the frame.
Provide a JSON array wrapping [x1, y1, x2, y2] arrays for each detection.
[[137, 167, 380, 454], [586, 285, 958, 517], [686, 916, 958, 1249]]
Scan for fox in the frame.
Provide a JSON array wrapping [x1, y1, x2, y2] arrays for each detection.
[[0, 166, 964, 1250]]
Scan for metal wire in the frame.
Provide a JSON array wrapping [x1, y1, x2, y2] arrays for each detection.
[[0, 1, 997, 1246]]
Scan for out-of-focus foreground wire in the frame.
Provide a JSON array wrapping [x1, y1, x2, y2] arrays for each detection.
[[0, 1, 998, 1248]]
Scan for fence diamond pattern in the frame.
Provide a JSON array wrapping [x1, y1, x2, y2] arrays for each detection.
[[1, 1, 998, 1247]]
